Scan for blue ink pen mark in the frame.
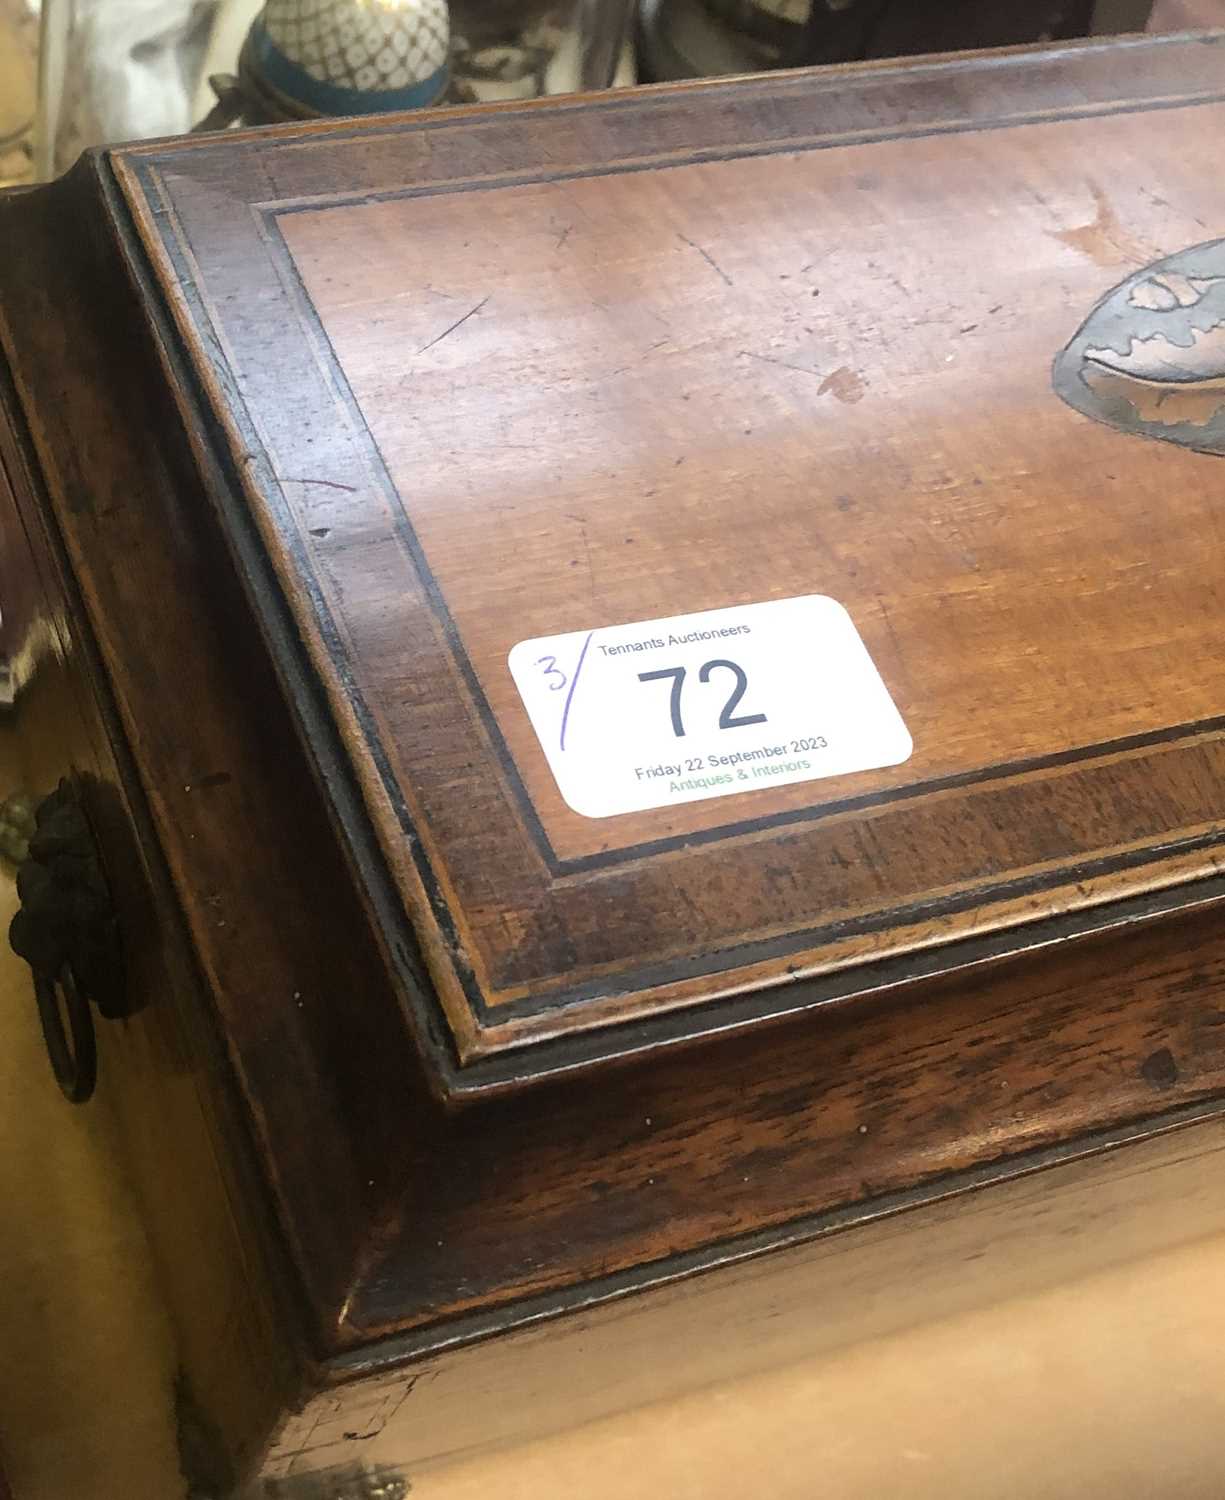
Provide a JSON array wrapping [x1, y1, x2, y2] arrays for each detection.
[[536, 655, 567, 691], [559, 631, 594, 752]]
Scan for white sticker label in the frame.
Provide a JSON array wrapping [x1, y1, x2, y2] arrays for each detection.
[[507, 595, 912, 820]]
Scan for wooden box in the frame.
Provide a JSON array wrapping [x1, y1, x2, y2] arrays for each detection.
[[4, 29, 1225, 1488]]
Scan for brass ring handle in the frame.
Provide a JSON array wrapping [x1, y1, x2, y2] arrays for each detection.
[[9, 778, 124, 1104], [33, 965, 97, 1104]]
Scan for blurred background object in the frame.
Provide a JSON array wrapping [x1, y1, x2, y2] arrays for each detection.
[[0, 0, 37, 185], [199, 0, 634, 123], [637, 0, 1128, 84], [192, 0, 257, 115], [5, 0, 1196, 179], [1147, 0, 1225, 22], [447, 0, 634, 103], [207, 0, 453, 125], [36, 0, 216, 177]]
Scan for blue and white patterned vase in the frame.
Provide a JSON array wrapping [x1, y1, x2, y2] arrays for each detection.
[[249, 0, 450, 115]]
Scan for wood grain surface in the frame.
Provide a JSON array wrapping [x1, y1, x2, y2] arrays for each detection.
[[4, 35, 1225, 1466], [110, 33, 1225, 1083], [267, 1111, 1225, 1477]]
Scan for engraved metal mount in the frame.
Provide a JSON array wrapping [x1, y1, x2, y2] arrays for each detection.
[[1054, 238, 1225, 457], [7, 777, 125, 1103]]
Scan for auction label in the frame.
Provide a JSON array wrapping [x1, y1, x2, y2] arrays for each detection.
[[507, 595, 912, 820]]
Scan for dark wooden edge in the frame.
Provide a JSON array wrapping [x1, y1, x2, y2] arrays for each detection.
[[266, 1105, 1225, 1477], [0, 161, 441, 1347], [110, 33, 1225, 1092], [324, 1092, 1225, 1382], [0, 318, 301, 1459], [86, 156, 468, 1100]]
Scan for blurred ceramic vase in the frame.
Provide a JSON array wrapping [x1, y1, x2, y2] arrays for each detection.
[[34, 0, 217, 178], [248, 0, 450, 114]]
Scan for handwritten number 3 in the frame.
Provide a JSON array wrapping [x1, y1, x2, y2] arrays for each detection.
[[536, 655, 567, 691], [638, 659, 767, 738]]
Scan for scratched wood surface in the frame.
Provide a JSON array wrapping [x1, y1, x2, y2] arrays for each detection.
[[107, 33, 1225, 1082], [6, 35, 1225, 1475]]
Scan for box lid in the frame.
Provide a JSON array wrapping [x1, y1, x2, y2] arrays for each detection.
[[111, 34, 1225, 1091]]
